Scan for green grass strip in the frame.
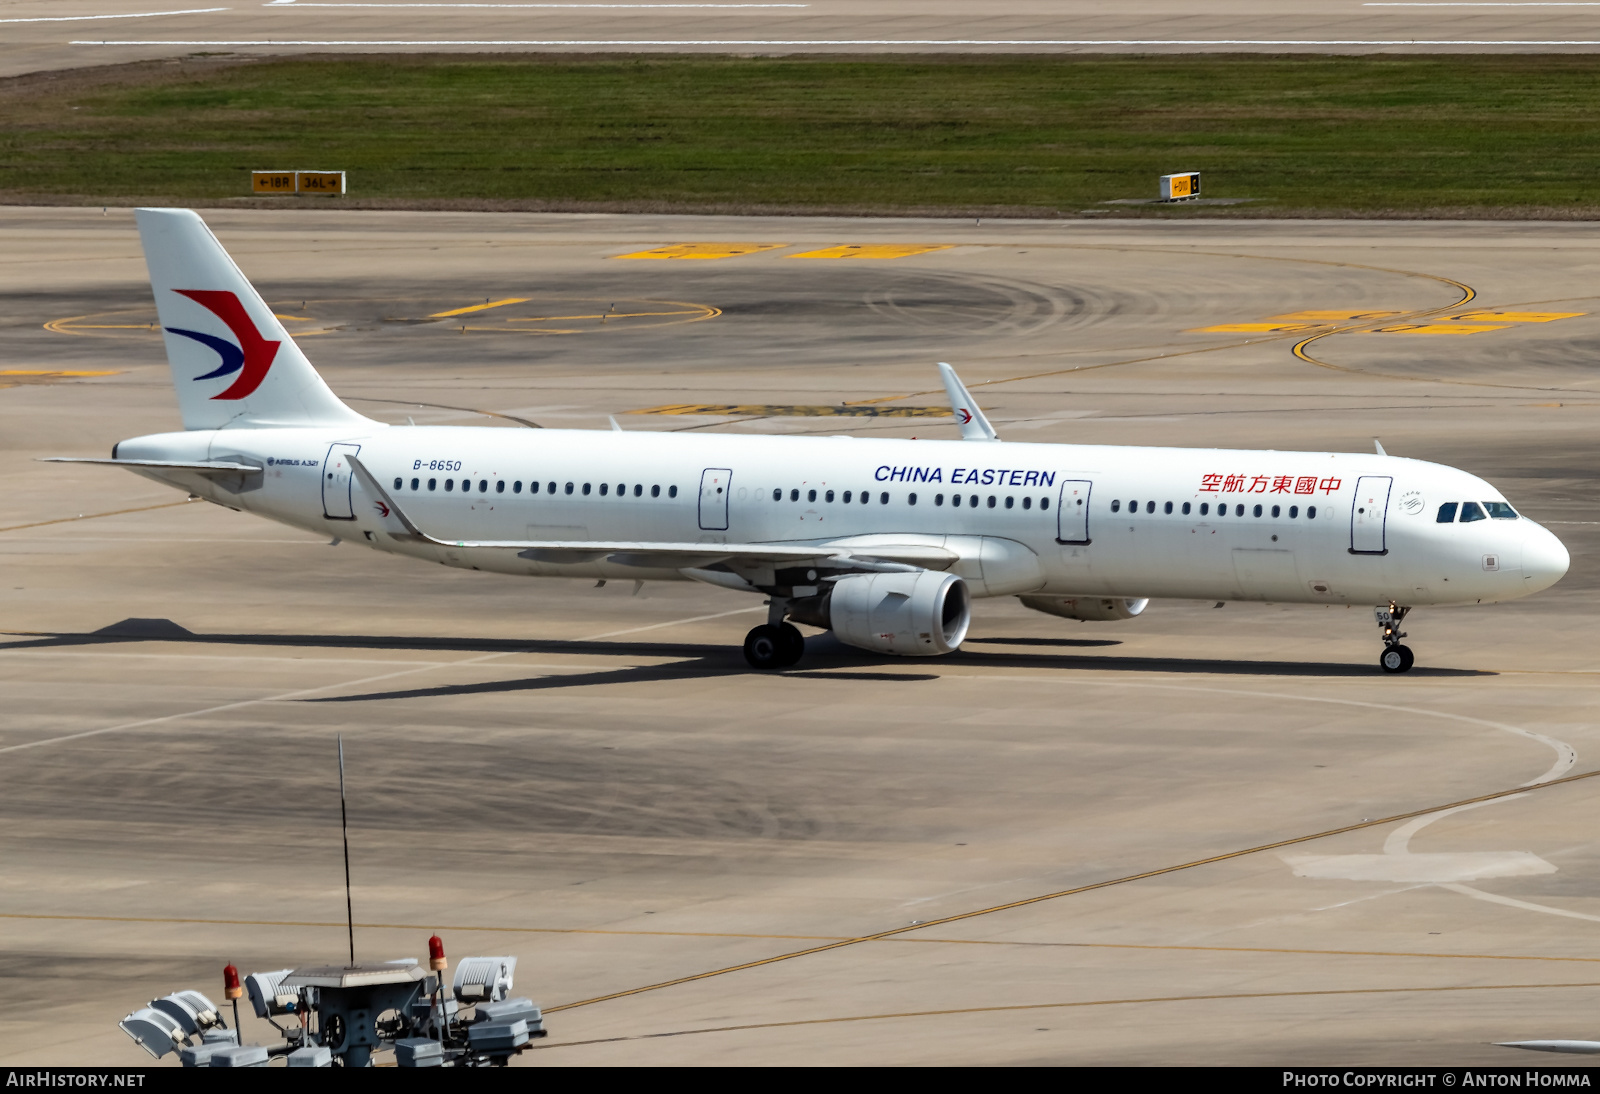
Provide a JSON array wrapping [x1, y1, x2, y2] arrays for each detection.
[[5, 54, 1600, 216]]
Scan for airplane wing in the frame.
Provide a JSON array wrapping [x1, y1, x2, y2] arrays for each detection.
[[345, 455, 955, 571], [38, 457, 263, 474]]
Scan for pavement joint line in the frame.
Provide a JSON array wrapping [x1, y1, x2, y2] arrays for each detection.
[[543, 767, 1600, 1014], [4, 911, 1599, 967], [533, 981, 1600, 1049], [0, 607, 760, 755], [0, 500, 190, 534]]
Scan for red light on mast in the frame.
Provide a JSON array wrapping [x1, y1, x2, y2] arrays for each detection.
[[223, 963, 243, 1001], [428, 934, 446, 972]]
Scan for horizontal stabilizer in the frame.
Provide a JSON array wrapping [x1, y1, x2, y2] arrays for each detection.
[[39, 457, 262, 474], [344, 456, 955, 570]]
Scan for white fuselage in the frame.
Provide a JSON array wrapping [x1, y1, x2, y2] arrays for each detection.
[[113, 425, 1569, 608]]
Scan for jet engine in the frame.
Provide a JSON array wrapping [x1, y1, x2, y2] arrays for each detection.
[[1018, 594, 1149, 622], [827, 570, 971, 656]]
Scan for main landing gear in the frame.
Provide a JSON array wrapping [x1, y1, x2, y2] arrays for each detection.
[[1376, 601, 1414, 674], [744, 598, 805, 670]]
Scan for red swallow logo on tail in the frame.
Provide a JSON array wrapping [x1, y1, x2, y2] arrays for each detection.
[[164, 289, 281, 401]]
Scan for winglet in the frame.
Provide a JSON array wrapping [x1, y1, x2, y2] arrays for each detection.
[[345, 454, 439, 543], [609, 415, 623, 432], [938, 362, 999, 442], [1374, 438, 1387, 456]]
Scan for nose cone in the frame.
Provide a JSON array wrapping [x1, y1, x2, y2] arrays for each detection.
[[1523, 522, 1570, 594]]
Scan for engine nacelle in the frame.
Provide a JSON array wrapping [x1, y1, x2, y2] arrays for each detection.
[[829, 571, 971, 656], [1018, 595, 1149, 622]]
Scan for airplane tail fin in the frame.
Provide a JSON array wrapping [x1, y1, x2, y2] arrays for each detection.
[[134, 208, 371, 431]]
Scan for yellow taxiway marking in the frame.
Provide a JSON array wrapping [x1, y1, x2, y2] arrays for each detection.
[[612, 243, 788, 260], [272, 313, 319, 322], [0, 370, 120, 377], [1448, 310, 1585, 323], [0, 500, 190, 535], [537, 981, 1600, 1049], [629, 403, 949, 418], [788, 244, 952, 260], [1193, 321, 1322, 333], [427, 297, 531, 318], [545, 765, 1600, 1014], [1270, 309, 1405, 322], [1368, 322, 1512, 335]]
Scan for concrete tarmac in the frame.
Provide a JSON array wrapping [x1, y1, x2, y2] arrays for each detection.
[[7, 0, 1600, 79], [3, 208, 1600, 1065]]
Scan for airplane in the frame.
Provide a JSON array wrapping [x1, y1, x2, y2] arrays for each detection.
[[44, 209, 1570, 674]]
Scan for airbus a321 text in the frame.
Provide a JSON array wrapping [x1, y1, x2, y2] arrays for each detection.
[[46, 210, 1571, 673]]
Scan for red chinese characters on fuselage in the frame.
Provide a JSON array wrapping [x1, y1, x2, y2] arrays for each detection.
[[1199, 474, 1340, 495]]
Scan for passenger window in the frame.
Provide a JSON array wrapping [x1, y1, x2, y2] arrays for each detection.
[[1307, 506, 1317, 519], [1253, 504, 1263, 518], [428, 478, 437, 491], [496, 480, 505, 494], [1289, 505, 1298, 518], [1164, 501, 1172, 514], [583, 483, 592, 496], [1200, 502, 1209, 515], [842, 490, 852, 503], [1023, 497, 1032, 510], [1004, 496, 1013, 509], [968, 494, 978, 507], [668, 485, 678, 498], [617, 484, 624, 496], [909, 493, 918, 506], [1146, 501, 1155, 514], [1460, 501, 1487, 523], [1040, 497, 1049, 511], [881, 492, 890, 504], [600, 483, 609, 496], [514, 481, 523, 494], [772, 488, 781, 501], [565, 482, 574, 495], [790, 489, 799, 502], [1129, 500, 1138, 513], [392, 477, 402, 489], [652, 485, 661, 498], [633, 484, 642, 497], [1181, 501, 1191, 515], [411, 478, 420, 490], [1485, 501, 1518, 519], [808, 489, 817, 502], [479, 479, 488, 493], [825, 490, 834, 503], [1235, 504, 1245, 517], [952, 494, 962, 507], [936, 493, 945, 506], [530, 481, 541, 494], [1437, 502, 1458, 523], [1111, 499, 1121, 513], [445, 478, 454, 491]]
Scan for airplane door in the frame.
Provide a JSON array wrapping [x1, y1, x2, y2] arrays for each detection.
[[1056, 479, 1092, 544], [698, 467, 731, 531], [321, 442, 361, 520], [1350, 475, 1392, 554]]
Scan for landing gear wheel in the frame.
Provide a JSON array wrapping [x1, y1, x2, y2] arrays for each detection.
[[1379, 644, 1415, 674], [744, 624, 785, 670], [775, 622, 805, 667]]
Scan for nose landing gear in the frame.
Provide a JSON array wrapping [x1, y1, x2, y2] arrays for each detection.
[[1376, 602, 1414, 673]]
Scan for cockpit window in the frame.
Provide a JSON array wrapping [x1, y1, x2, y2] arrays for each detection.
[[1459, 501, 1487, 523], [1436, 502, 1458, 523], [1484, 501, 1518, 519]]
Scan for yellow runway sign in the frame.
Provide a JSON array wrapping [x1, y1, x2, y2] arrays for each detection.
[[613, 243, 787, 260], [789, 244, 952, 260]]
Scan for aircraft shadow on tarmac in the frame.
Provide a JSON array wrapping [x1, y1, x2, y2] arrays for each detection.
[[0, 618, 1492, 704]]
